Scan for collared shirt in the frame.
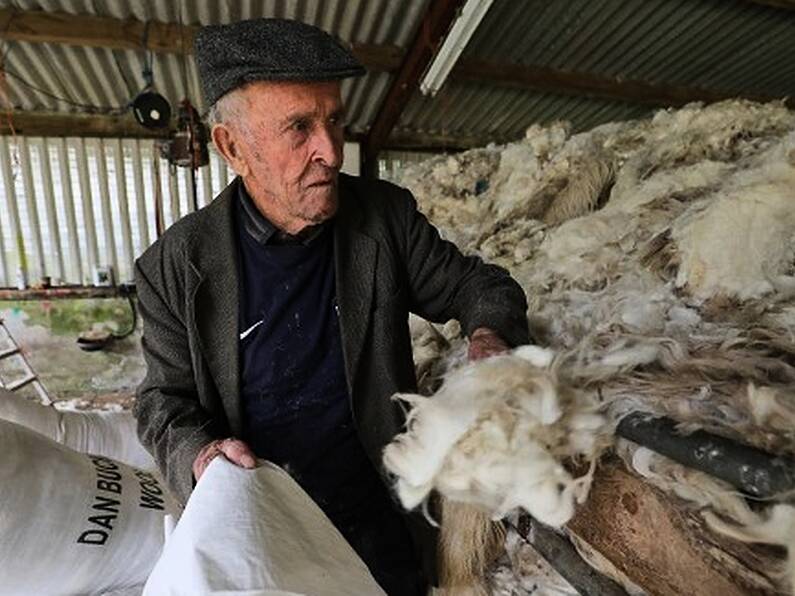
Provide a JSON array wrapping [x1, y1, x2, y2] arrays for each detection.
[[237, 183, 326, 246]]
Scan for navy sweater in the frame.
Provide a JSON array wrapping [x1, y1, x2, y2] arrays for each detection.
[[233, 187, 427, 594]]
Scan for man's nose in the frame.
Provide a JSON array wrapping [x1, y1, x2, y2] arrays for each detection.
[[311, 124, 343, 169]]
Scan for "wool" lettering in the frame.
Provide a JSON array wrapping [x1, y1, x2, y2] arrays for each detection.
[[134, 469, 166, 510]]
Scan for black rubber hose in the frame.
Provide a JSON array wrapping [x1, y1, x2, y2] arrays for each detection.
[[616, 412, 795, 499]]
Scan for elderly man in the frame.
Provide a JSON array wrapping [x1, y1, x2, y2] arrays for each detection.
[[134, 18, 529, 596]]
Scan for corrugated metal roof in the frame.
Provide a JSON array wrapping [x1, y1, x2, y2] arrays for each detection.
[[397, 80, 653, 147], [0, 0, 794, 148], [464, 0, 795, 98], [392, 0, 795, 145], [0, 0, 430, 133]]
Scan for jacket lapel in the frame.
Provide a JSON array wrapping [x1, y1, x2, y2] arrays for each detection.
[[189, 181, 242, 436], [334, 180, 377, 393]]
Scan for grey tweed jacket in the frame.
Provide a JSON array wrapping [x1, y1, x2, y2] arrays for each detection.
[[133, 173, 529, 581]]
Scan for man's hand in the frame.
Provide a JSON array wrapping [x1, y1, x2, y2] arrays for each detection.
[[468, 327, 510, 361], [192, 438, 257, 481]]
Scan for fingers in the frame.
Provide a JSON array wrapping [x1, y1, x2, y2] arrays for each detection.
[[192, 440, 223, 482], [468, 327, 510, 361], [192, 438, 257, 482], [217, 438, 257, 469]]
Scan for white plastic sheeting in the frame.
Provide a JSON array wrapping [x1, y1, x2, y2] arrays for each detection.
[[143, 458, 386, 596]]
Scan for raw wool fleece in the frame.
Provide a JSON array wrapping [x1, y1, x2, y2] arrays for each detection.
[[396, 99, 795, 455], [437, 500, 505, 596], [704, 504, 795, 593], [383, 346, 610, 526], [616, 440, 793, 593], [384, 347, 610, 594], [394, 99, 795, 592]]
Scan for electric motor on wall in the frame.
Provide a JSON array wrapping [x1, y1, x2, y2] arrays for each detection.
[[158, 99, 209, 168]]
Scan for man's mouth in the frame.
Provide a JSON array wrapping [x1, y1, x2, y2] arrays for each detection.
[[307, 178, 335, 188]]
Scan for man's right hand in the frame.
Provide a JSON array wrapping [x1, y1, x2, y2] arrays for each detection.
[[192, 438, 257, 481]]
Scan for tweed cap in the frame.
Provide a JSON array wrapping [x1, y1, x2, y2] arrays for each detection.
[[195, 18, 366, 106]]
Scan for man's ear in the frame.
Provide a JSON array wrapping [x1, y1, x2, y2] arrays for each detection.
[[212, 124, 249, 177]]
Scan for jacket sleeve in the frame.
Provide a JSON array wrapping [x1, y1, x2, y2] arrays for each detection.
[[133, 245, 219, 504], [399, 188, 531, 347]]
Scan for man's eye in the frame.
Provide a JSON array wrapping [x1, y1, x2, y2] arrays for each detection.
[[292, 120, 309, 133]]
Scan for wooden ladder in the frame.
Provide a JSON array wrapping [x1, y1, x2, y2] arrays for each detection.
[[0, 318, 51, 404]]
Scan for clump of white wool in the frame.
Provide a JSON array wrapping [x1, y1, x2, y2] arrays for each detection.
[[383, 346, 610, 527]]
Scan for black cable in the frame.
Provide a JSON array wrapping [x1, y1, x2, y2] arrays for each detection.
[[112, 284, 138, 340], [76, 284, 138, 352], [1, 68, 127, 113], [176, 0, 192, 101]]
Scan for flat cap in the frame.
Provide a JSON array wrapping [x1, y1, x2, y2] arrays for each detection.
[[195, 18, 366, 106]]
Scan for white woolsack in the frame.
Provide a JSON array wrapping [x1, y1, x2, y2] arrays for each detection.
[[143, 458, 386, 596], [0, 388, 156, 471], [0, 419, 176, 596], [383, 348, 610, 526]]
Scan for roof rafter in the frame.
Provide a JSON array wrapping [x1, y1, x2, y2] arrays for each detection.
[[363, 0, 467, 168], [452, 59, 792, 108], [0, 110, 170, 138]]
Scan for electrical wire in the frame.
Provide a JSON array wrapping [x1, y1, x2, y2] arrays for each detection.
[[176, 0, 192, 101], [1, 68, 127, 113]]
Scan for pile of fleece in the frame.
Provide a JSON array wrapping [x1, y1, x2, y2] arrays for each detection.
[[388, 99, 795, 594]]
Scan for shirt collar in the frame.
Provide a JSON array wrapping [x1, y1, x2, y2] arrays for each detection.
[[237, 181, 326, 246]]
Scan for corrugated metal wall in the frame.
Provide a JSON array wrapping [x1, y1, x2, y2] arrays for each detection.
[[0, 137, 235, 288]]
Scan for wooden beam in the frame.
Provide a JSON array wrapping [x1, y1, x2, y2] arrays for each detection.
[[0, 8, 402, 73], [363, 0, 467, 169], [350, 43, 403, 73], [384, 129, 505, 152], [0, 110, 371, 144], [566, 460, 786, 596], [0, 8, 196, 54], [452, 59, 792, 108], [0, 110, 170, 139]]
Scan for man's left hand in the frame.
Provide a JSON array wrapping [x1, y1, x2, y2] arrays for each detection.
[[468, 327, 510, 361]]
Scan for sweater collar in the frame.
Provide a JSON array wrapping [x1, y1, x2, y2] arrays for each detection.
[[237, 182, 326, 246]]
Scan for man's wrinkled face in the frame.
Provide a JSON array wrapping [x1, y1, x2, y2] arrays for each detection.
[[218, 80, 345, 232]]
